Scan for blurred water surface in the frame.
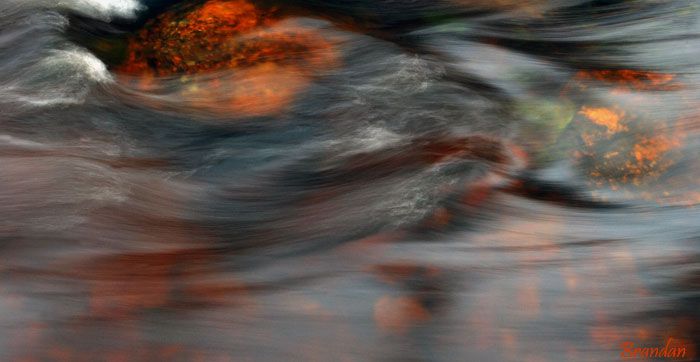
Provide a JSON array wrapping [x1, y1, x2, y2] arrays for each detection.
[[0, 0, 699, 361]]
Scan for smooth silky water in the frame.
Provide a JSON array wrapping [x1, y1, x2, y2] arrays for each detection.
[[0, 1, 698, 361]]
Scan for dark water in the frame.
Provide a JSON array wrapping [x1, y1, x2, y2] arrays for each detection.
[[1, 0, 699, 361]]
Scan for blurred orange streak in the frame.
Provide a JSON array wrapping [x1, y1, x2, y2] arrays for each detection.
[[426, 207, 452, 229], [575, 69, 681, 91], [468, 296, 497, 350], [516, 276, 541, 318], [636, 327, 652, 341], [87, 252, 178, 318], [461, 182, 494, 207], [500, 328, 519, 360], [371, 263, 441, 286], [561, 267, 578, 292], [177, 266, 255, 310], [374, 295, 431, 335]]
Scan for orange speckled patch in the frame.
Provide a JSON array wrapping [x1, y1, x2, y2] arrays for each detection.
[[579, 106, 627, 134], [632, 135, 680, 163], [574, 110, 685, 191]]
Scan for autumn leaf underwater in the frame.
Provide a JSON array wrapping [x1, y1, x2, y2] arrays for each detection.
[[1, 0, 699, 361]]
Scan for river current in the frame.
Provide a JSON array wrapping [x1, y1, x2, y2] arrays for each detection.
[[0, 0, 699, 361]]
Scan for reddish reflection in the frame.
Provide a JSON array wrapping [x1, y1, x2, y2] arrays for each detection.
[[574, 69, 681, 92]]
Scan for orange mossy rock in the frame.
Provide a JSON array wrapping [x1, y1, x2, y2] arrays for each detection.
[[118, 0, 341, 117]]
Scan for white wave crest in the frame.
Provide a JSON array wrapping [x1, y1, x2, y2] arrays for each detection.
[[45, 48, 113, 83], [56, 0, 144, 20], [2, 47, 113, 107]]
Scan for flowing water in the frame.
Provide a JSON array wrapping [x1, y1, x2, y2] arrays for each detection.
[[0, 0, 699, 361]]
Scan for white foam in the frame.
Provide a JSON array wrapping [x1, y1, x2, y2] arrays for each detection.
[[353, 126, 404, 151], [45, 48, 113, 83], [56, 0, 144, 20], [2, 47, 113, 107]]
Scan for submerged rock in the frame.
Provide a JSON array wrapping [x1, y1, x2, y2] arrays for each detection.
[[118, 0, 341, 117]]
